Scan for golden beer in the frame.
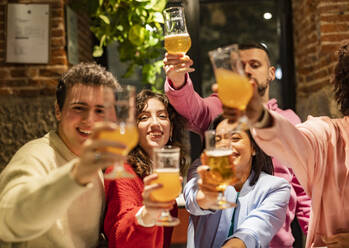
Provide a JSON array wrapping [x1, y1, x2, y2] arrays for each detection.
[[202, 149, 235, 191], [151, 168, 181, 202], [216, 68, 253, 110], [164, 34, 191, 54], [98, 124, 139, 155]]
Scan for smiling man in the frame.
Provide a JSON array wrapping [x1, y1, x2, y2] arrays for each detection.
[[0, 63, 125, 247]]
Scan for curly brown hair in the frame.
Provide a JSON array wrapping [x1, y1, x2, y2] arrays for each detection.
[[56, 63, 119, 110], [333, 41, 349, 115], [127, 90, 189, 178]]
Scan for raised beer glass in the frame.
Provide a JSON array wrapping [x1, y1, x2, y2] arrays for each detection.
[[163, 6, 191, 54], [151, 146, 181, 226], [100, 85, 139, 179], [201, 130, 237, 209], [209, 44, 253, 130]]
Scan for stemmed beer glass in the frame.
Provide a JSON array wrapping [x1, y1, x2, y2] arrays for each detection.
[[209, 44, 253, 130], [201, 130, 237, 209], [100, 85, 139, 179], [151, 146, 182, 226], [163, 6, 191, 54]]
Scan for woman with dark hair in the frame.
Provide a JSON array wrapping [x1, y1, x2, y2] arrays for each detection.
[[184, 115, 291, 248], [103, 90, 188, 248]]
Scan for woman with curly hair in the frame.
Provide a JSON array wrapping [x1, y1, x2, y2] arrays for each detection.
[[234, 41, 349, 248], [103, 89, 189, 248]]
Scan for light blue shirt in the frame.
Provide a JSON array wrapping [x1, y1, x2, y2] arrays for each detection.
[[184, 160, 291, 248]]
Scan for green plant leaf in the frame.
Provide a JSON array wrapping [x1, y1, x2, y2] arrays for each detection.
[[76, 0, 168, 92], [99, 14, 110, 24], [93, 45, 104, 57], [151, 0, 167, 12], [128, 24, 145, 46]]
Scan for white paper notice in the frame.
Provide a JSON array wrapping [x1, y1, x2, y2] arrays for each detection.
[[6, 3, 49, 63]]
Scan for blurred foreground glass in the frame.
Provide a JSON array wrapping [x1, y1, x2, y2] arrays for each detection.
[[208, 44, 253, 130], [151, 146, 181, 226], [100, 85, 139, 179], [163, 6, 191, 54], [201, 130, 237, 209]]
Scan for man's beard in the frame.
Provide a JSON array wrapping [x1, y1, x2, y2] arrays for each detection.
[[258, 85, 267, 96], [256, 78, 272, 97]]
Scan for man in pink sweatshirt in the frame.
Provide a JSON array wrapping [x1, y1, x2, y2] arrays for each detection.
[[225, 42, 349, 247], [163, 43, 311, 248]]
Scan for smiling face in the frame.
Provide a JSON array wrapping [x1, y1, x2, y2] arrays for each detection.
[[215, 119, 254, 190], [55, 83, 109, 156], [240, 48, 275, 102], [137, 98, 172, 157]]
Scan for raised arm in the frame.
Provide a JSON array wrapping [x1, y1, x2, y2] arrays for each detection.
[[164, 53, 222, 136], [251, 111, 330, 195]]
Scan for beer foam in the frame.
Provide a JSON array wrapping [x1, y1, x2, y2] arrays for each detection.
[[165, 33, 190, 38], [205, 149, 233, 157], [154, 168, 179, 173]]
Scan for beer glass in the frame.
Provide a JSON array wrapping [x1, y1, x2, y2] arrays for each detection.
[[151, 146, 181, 226], [201, 130, 237, 209], [100, 85, 139, 179], [209, 44, 253, 130], [163, 6, 191, 54]]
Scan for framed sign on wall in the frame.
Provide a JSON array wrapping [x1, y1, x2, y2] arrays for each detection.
[[6, 3, 50, 64]]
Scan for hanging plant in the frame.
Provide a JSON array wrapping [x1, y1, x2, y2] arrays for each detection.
[[71, 0, 167, 92]]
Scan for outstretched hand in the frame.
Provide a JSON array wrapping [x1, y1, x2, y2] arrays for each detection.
[[212, 81, 265, 125], [196, 165, 220, 209], [140, 174, 181, 226], [72, 122, 127, 185], [163, 53, 195, 89]]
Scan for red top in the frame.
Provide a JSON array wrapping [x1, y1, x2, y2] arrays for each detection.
[[104, 163, 177, 248]]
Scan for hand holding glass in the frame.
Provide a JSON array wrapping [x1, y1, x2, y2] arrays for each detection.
[[201, 130, 237, 209], [163, 6, 191, 54], [151, 146, 181, 226], [100, 85, 139, 179], [209, 44, 253, 130]]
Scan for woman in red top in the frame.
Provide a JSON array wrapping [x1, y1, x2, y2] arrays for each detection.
[[104, 90, 188, 248]]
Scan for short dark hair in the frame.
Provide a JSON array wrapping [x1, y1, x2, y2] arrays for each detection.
[[56, 63, 119, 110], [209, 115, 274, 186], [238, 42, 271, 59], [333, 41, 349, 115], [127, 89, 189, 178]]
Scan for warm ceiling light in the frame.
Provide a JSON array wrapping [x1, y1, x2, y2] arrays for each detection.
[[263, 12, 272, 20]]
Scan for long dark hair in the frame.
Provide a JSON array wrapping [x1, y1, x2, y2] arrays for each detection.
[[209, 115, 273, 186], [333, 41, 349, 115], [127, 90, 189, 178]]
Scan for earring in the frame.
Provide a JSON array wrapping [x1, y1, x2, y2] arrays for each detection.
[[169, 136, 173, 144]]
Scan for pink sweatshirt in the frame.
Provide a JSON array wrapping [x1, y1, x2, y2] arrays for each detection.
[[165, 75, 311, 247], [253, 112, 349, 247]]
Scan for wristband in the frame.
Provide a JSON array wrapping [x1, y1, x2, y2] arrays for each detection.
[[252, 107, 271, 129]]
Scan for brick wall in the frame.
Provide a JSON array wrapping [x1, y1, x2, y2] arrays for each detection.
[[0, 0, 93, 170], [292, 0, 349, 120]]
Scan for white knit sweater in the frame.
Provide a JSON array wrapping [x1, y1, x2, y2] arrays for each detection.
[[0, 131, 105, 248]]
